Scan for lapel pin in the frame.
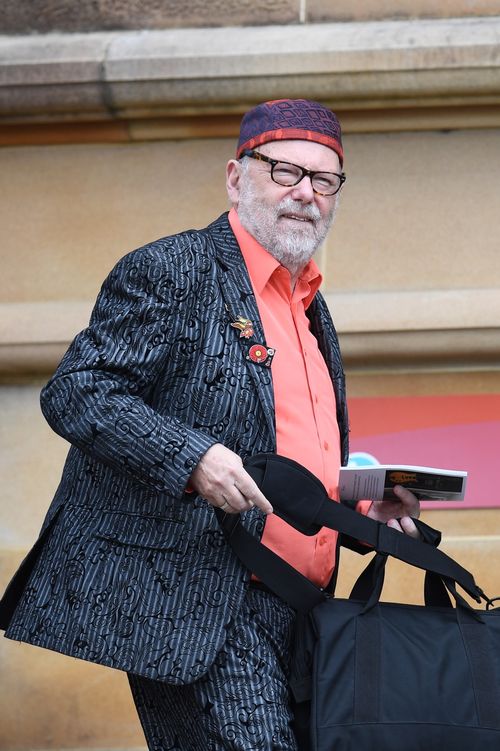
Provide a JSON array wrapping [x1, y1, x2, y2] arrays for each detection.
[[247, 344, 276, 368], [230, 315, 254, 339]]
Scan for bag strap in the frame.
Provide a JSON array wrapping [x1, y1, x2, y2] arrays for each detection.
[[217, 473, 485, 612], [350, 552, 454, 608], [349, 521, 453, 607], [216, 511, 325, 611], [295, 495, 482, 600], [241, 453, 484, 604]]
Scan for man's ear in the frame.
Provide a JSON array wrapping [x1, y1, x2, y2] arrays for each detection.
[[226, 159, 242, 206]]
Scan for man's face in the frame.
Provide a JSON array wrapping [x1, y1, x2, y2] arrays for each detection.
[[227, 139, 341, 278]]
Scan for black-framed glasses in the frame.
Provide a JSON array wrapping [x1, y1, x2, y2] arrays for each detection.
[[240, 148, 346, 196]]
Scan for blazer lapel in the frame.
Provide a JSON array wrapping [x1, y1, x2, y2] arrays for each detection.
[[205, 214, 276, 445]]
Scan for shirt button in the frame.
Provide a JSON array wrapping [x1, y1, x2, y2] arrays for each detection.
[[323, 440, 329, 451]]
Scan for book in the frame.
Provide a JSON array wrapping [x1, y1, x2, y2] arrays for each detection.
[[339, 464, 467, 502]]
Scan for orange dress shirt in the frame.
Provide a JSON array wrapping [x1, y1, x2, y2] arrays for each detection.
[[229, 208, 342, 587]]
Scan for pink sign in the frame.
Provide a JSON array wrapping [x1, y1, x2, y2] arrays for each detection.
[[347, 394, 500, 508]]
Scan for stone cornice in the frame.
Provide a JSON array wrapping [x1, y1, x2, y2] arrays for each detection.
[[327, 288, 500, 370], [1, 17, 500, 130], [1, 290, 498, 377], [323, 288, 500, 333]]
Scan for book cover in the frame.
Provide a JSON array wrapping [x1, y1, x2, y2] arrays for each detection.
[[339, 464, 467, 502]]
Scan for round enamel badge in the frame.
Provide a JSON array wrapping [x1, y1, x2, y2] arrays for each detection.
[[248, 344, 268, 363]]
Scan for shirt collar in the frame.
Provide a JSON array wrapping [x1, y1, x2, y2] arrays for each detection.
[[228, 207, 322, 309]]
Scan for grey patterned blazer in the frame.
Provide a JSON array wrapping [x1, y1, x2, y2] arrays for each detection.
[[0, 212, 349, 685]]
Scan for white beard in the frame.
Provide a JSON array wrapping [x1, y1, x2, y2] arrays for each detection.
[[236, 172, 337, 278]]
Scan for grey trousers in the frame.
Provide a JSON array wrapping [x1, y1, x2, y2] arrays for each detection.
[[128, 587, 299, 750]]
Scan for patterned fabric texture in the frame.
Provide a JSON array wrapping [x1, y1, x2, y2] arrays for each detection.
[[236, 99, 344, 165], [0, 212, 348, 685], [129, 587, 298, 750]]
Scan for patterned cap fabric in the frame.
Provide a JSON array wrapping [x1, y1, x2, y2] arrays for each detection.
[[237, 98, 343, 166]]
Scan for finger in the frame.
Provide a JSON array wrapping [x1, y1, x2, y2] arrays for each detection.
[[225, 484, 252, 513], [212, 481, 268, 516], [231, 472, 273, 515], [387, 518, 403, 533], [392, 485, 421, 518], [400, 515, 421, 539], [233, 483, 255, 508]]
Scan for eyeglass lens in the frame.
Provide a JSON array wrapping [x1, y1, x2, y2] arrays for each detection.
[[271, 162, 341, 195]]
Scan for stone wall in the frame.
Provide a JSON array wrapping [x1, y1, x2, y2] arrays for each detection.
[[1, 6, 500, 750], [3, 0, 500, 33]]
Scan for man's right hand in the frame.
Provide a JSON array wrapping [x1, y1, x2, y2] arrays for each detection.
[[189, 443, 273, 515]]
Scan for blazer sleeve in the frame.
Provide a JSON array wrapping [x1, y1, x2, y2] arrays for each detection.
[[40, 239, 218, 498]]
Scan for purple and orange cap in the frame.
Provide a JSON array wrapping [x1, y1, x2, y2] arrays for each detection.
[[236, 99, 343, 167]]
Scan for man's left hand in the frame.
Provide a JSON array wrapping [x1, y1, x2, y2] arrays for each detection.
[[366, 484, 421, 539]]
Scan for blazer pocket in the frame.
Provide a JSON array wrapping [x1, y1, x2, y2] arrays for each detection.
[[95, 511, 183, 551]]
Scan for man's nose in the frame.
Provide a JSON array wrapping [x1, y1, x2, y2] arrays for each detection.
[[290, 175, 315, 202]]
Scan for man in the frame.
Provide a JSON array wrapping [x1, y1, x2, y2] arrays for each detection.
[[0, 99, 420, 750]]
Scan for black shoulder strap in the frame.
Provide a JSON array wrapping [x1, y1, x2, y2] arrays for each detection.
[[216, 494, 484, 612], [300, 495, 481, 599], [216, 511, 324, 612]]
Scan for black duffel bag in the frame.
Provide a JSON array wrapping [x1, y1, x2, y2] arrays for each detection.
[[217, 453, 500, 751], [301, 553, 500, 751]]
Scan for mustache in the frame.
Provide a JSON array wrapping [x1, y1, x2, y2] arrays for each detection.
[[276, 198, 321, 222]]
